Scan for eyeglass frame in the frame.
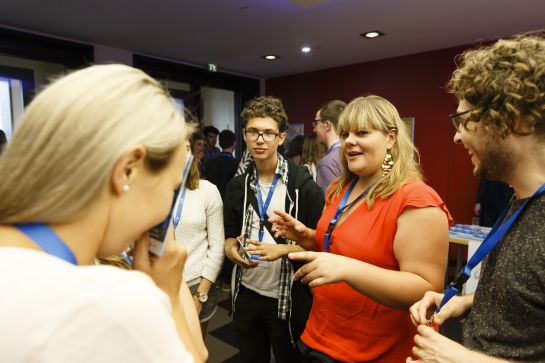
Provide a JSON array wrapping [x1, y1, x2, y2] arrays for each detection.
[[449, 109, 479, 132], [311, 118, 329, 128], [243, 128, 280, 142]]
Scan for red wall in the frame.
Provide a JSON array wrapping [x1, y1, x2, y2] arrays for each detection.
[[266, 45, 478, 224]]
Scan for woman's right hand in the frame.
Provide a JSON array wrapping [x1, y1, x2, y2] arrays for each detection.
[[131, 226, 187, 302], [409, 291, 473, 327], [269, 210, 311, 243]]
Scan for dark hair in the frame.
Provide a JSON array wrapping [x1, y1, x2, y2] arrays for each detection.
[[241, 96, 289, 132], [203, 125, 219, 136], [0, 130, 7, 155], [320, 100, 347, 128], [191, 132, 204, 144], [286, 135, 304, 158], [219, 129, 236, 149]]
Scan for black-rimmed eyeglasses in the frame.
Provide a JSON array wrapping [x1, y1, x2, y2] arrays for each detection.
[[449, 109, 476, 132], [311, 119, 326, 128], [244, 129, 279, 142]]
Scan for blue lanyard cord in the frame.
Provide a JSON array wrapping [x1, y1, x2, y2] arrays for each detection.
[[220, 151, 234, 158], [172, 154, 194, 230], [324, 177, 381, 253], [328, 140, 341, 154], [435, 182, 545, 314], [15, 224, 77, 265], [256, 173, 281, 242]]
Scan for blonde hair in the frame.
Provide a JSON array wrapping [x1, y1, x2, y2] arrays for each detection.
[[0, 64, 188, 223], [327, 95, 422, 208]]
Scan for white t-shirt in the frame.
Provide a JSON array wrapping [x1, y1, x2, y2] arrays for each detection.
[[0, 248, 193, 363], [241, 180, 286, 299]]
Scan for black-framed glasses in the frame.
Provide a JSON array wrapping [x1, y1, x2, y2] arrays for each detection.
[[244, 129, 279, 142], [449, 109, 476, 132], [311, 118, 326, 128]]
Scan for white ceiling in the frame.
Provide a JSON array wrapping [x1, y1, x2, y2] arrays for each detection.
[[0, 0, 544, 78]]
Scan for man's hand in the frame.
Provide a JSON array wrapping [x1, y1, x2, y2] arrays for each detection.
[[245, 239, 288, 261], [407, 325, 469, 363], [224, 237, 259, 269]]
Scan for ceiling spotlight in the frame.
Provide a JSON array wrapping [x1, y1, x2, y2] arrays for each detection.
[[361, 31, 385, 39], [301, 46, 311, 53], [262, 55, 280, 60]]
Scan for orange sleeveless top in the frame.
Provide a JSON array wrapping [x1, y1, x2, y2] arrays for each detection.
[[301, 181, 452, 363]]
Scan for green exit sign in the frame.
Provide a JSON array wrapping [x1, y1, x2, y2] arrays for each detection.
[[208, 63, 217, 72]]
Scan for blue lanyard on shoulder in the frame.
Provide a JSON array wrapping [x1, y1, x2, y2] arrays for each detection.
[[327, 140, 341, 154], [15, 223, 77, 265], [173, 154, 194, 230], [220, 151, 234, 158], [435, 182, 545, 314], [256, 173, 281, 242], [324, 177, 381, 252]]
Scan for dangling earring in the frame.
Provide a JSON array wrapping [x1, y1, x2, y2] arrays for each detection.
[[381, 151, 394, 176], [122, 184, 130, 192]]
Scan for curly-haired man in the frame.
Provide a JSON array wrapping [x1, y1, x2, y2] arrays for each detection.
[[409, 33, 545, 362]]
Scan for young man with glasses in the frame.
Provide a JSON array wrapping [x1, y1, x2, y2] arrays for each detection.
[[224, 96, 324, 363], [313, 100, 346, 193], [409, 34, 545, 362]]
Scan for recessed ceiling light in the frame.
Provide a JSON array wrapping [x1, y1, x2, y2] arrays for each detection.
[[262, 55, 280, 60], [361, 30, 385, 39], [301, 46, 311, 53]]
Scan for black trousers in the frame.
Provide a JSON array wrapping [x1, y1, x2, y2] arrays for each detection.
[[233, 285, 301, 363], [297, 340, 340, 363]]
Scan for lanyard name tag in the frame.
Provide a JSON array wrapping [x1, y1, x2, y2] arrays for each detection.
[[434, 182, 545, 315], [324, 177, 381, 252], [256, 173, 280, 243], [15, 223, 77, 265]]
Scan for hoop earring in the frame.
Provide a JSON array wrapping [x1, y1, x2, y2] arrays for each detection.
[[381, 151, 394, 176]]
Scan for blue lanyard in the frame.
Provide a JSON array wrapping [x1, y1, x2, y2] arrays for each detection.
[[173, 154, 194, 229], [327, 140, 340, 154], [435, 182, 545, 315], [15, 223, 77, 265], [256, 173, 281, 242], [324, 177, 381, 252], [220, 151, 234, 158]]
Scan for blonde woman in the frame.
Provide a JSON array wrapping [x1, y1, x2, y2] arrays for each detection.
[[301, 133, 326, 181], [271, 95, 452, 362], [175, 138, 224, 337], [0, 65, 206, 363]]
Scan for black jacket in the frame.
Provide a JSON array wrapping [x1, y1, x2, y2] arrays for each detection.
[[224, 158, 325, 239]]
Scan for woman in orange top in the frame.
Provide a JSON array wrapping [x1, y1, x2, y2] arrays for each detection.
[[271, 95, 452, 362]]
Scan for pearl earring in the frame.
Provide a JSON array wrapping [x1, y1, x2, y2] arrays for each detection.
[[122, 184, 130, 192]]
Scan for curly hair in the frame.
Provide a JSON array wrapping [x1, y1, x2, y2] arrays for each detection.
[[240, 96, 289, 132], [448, 33, 545, 138]]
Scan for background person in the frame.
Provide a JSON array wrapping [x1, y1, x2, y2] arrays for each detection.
[[203, 125, 220, 161], [175, 139, 225, 337], [300, 133, 326, 181], [0, 64, 206, 362], [313, 100, 346, 193], [272, 95, 451, 363], [409, 34, 545, 363]]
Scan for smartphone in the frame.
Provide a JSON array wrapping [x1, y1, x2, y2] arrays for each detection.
[[237, 237, 260, 261], [148, 154, 193, 256]]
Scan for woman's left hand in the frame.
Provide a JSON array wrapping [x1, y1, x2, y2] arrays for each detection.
[[288, 251, 348, 288], [245, 239, 287, 261], [407, 325, 468, 363]]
